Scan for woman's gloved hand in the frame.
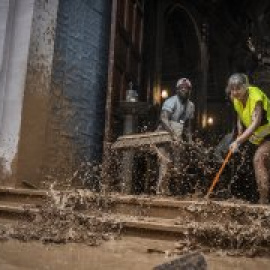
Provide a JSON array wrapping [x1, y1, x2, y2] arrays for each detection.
[[229, 141, 241, 153]]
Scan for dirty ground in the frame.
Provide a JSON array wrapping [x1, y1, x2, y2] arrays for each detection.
[[0, 236, 270, 270], [1, 189, 270, 269], [0, 139, 270, 269]]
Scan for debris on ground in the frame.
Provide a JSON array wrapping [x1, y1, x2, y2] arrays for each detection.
[[153, 251, 207, 270], [0, 138, 268, 259], [0, 189, 122, 246]]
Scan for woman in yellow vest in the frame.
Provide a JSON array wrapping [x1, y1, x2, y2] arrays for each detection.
[[226, 73, 270, 204]]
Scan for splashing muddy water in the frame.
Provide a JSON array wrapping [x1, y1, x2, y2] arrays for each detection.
[[0, 189, 122, 246], [0, 138, 269, 260]]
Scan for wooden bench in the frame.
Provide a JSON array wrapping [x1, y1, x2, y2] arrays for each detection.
[[111, 131, 174, 194]]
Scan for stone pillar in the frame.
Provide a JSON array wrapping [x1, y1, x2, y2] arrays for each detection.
[[0, 0, 15, 124], [41, 0, 111, 188], [0, 0, 36, 186], [0, 0, 59, 187], [16, 0, 59, 187], [200, 40, 209, 129]]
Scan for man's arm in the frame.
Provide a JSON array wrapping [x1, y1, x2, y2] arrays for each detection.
[[160, 110, 178, 140]]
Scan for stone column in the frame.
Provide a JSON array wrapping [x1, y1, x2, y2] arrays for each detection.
[[16, 0, 59, 188], [0, 0, 36, 186], [0, 0, 59, 186], [0, 0, 15, 125]]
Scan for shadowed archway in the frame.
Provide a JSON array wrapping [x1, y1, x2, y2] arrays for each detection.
[[162, 5, 201, 95]]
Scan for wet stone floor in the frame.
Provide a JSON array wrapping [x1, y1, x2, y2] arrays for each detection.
[[0, 236, 270, 270], [0, 138, 269, 269]]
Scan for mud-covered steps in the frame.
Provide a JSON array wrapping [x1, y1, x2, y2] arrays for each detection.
[[0, 188, 46, 221], [103, 194, 270, 227], [104, 195, 270, 244], [0, 189, 269, 241], [0, 187, 47, 205]]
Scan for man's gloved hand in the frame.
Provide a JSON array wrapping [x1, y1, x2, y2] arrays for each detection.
[[229, 141, 240, 153]]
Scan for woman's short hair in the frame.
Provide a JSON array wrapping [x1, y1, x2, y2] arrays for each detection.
[[226, 73, 249, 94]]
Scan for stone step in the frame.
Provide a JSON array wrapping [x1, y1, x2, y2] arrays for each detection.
[[0, 198, 269, 255], [0, 202, 37, 221], [0, 188, 268, 255], [105, 194, 270, 227], [0, 202, 256, 239], [0, 187, 47, 205], [0, 188, 270, 226], [0, 202, 186, 239]]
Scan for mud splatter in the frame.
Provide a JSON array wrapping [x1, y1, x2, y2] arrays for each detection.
[[0, 138, 269, 259], [0, 189, 121, 246]]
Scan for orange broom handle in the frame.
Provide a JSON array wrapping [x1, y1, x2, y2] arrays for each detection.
[[206, 149, 233, 198]]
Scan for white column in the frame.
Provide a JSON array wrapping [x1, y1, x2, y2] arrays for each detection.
[[0, 0, 14, 125], [0, 0, 35, 181]]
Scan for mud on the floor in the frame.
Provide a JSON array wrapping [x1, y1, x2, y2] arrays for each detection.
[[0, 139, 268, 258], [0, 189, 270, 258], [0, 190, 122, 246]]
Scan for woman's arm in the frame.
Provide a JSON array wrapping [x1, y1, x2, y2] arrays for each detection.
[[237, 117, 244, 136]]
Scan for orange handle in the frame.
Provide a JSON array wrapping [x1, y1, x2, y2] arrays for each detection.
[[206, 149, 233, 198]]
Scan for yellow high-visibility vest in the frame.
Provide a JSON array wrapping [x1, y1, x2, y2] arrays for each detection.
[[233, 86, 270, 144]]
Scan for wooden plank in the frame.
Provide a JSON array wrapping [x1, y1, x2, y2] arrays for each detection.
[[111, 131, 172, 149]]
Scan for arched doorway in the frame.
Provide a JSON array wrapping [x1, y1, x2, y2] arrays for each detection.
[[160, 4, 204, 128], [162, 5, 201, 98]]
